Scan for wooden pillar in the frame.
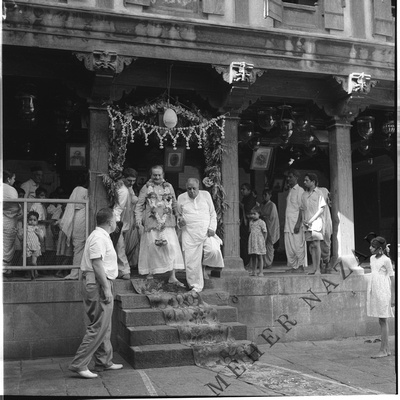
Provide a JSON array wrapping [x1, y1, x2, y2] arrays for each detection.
[[327, 117, 355, 262], [221, 115, 245, 273], [88, 105, 110, 231]]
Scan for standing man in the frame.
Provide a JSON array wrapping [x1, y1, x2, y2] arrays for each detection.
[[260, 189, 280, 268], [69, 208, 123, 379], [318, 186, 333, 273], [301, 173, 326, 275], [113, 168, 137, 280], [177, 178, 224, 293], [21, 166, 43, 206], [284, 169, 305, 273]]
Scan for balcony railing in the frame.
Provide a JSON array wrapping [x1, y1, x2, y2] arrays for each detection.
[[3, 198, 89, 278]]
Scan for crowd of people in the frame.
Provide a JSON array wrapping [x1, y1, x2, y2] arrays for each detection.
[[240, 169, 333, 275], [2, 165, 225, 290], [2, 166, 90, 279]]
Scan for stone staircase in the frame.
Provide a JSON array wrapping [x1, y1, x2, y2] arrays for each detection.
[[113, 279, 248, 369]]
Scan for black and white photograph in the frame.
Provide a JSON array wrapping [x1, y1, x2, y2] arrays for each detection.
[[2, 0, 396, 398]]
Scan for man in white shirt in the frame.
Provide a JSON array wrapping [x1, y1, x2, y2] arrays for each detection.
[[113, 168, 137, 280], [20, 166, 43, 210], [284, 169, 305, 273], [69, 207, 123, 379], [177, 178, 224, 292]]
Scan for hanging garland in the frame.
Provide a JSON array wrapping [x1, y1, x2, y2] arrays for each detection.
[[102, 100, 228, 236]]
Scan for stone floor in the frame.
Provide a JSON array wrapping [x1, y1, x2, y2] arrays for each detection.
[[3, 336, 396, 397]]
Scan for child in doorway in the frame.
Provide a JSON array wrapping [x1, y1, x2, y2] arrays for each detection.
[[23, 211, 44, 279], [367, 236, 395, 358], [248, 206, 267, 277]]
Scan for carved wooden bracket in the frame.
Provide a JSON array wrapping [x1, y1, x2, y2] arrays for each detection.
[[213, 63, 265, 112], [74, 50, 135, 74], [314, 74, 376, 121], [74, 51, 136, 104], [213, 63, 264, 85], [333, 73, 378, 96]]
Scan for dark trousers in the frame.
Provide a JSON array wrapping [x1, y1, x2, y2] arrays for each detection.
[[69, 273, 114, 372]]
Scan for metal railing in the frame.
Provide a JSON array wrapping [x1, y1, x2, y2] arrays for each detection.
[[3, 198, 89, 272]]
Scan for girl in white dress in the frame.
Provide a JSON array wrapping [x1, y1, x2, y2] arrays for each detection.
[[248, 206, 267, 277], [367, 236, 395, 358]]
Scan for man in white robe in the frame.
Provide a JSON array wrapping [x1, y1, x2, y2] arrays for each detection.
[[260, 189, 280, 268], [113, 168, 137, 280], [284, 169, 305, 273], [177, 178, 224, 292], [317, 186, 333, 273]]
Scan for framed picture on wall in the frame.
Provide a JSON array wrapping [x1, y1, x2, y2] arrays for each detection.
[[66, 144, 87, 170], [250, 146, 273, 170], [272, 177, 285, 192], [164, 147, 185, 172]]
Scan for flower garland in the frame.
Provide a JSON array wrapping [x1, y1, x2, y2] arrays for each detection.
[[202, 121, 228, 238], [103, 99, 228, 238], [146, 180, 173, 246]]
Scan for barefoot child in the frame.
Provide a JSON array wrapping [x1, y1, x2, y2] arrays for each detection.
[[24, 211, 45, 279], [367, 236, 395, 358], [248, 206, 267, 277]]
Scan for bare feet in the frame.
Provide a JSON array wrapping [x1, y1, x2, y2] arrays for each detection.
[[249, 271, 256, 276], [258, 272, 264, 277], [168, 279, 185, 287]]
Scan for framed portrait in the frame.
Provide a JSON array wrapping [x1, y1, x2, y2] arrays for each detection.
[[272, 177, 285, 192], [66, 143, 87, 170], [250, 146, 273, 170], [164, 147, 185, 172]]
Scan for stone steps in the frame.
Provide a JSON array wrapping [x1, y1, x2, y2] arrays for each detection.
[[119, 305, 238, 327], [121, 321, 247, 346], [115, 288, 230, 309], [114, 282, 248, 369], [118, 336, 254, 369]]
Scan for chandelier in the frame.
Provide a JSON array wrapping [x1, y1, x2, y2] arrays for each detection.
[[238, 104, 319, 161]]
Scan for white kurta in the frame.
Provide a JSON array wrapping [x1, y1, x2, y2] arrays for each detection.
[[284, 184, 305, 269], [177, 190, 224, 292]]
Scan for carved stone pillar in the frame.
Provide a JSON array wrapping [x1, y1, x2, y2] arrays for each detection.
[[221, 114, 244, 273], [212, 62, 265, 275], [75, 50, 135, 230], [88, 105, 110, 231], [327, 117, 355, 264]]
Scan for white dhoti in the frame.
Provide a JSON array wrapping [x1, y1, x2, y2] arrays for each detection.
[[177, 190, 224, 292], [183, 235, 224, 292], [284, 231, 305, 269], [138, 228, 185, 276]]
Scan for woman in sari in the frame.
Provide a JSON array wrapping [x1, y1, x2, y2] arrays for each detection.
[[58, 174, 88, 279], [3, 170, 21, 275]]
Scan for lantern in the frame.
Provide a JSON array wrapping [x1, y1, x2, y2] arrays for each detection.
[[163, 108, 178, 129], [356, 116, 375, 140]]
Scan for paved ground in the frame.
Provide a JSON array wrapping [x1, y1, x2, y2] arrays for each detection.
[[3, 335, 396, 397]]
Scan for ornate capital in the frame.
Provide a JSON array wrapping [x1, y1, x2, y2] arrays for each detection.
[[317, 96, 368, 122], [213, 62, 264, 86], [75, 51, 135, 74]]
